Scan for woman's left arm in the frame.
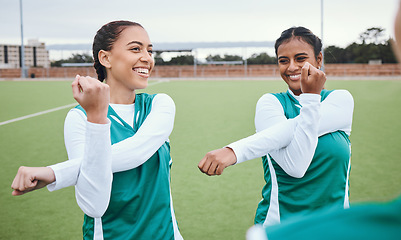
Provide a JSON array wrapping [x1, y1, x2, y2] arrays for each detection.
[[256, 90, 354, 178], [255, 94, 321, 178], [47, 93, 175, 191], [110, 93, 175, 172], [319, 89, 354, 136]]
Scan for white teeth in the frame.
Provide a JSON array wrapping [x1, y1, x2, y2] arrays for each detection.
[[134, 68, 149, 74], [289, 74, 301, 79]]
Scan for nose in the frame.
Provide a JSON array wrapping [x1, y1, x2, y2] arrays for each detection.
[[140, 50, 153, 63], [288, 60, 299, 72]]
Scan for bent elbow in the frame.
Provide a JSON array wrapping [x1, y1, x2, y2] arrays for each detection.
[[85, 208, 106, 219], [285, 167, 307, 178], [290, 170, 306, 178], [280, 155, 311, 178], [75, 184, 111, 218], [76, 197, 110, 218]]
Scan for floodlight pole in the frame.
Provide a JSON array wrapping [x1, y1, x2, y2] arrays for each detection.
[[20, 0, 26, 78], [193, 49, 197, 77], [321, 0, 325, 72], [243, 47, 247, 77]]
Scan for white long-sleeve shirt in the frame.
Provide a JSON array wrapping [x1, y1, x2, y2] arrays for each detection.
[[47, 93, 175, 218], [228, 89, 354, 178]]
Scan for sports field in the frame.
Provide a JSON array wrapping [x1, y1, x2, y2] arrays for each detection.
[[1, 78, 401, 239]]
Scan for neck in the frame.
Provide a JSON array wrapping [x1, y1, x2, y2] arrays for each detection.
[[106, 78, 136, 104], [109, 86, 136, 104], [111, 92, 136, 104], [291, 89, 302, 96]]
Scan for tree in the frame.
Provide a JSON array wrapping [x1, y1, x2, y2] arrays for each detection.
[[247, 52, 276, 65], [51, 53, 93, 67], [167, 55, 194, 65], [205, 54, 243, 62], [340, 40, 396, 64], [154, 52, 165, 65], [222, 54, 243, 61], [324, 46, 346, 63], [359, 27, 386, 45], [69, 53, 93, 63], [206, 54, 224, 62], [322, 27, 396, 64]]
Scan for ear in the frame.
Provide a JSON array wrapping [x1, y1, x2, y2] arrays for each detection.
[[316, 52, 323, 68], [98, 50, 111, 69]]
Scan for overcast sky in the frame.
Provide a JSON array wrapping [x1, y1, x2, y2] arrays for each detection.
[[1, 0, 399, 59]]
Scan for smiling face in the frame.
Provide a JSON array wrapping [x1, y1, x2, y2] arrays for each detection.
[[277, 38, 322, 95], [102, 25, 154, 101]]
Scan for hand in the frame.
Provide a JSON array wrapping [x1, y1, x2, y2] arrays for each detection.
[[71, 75, 110, 124], [198, 147, 237, 176], [11, 166, 55, 196], [300, 62, 326, 95]]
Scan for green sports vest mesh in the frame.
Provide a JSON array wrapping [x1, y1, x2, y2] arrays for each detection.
[[255, 90, 351, 225], [76, 93, 175, 240]]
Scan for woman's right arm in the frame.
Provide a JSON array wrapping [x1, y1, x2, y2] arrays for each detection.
[[198, 62, 325, 176], [228, 93, 321, 167], [253, 89, 353, 178], [252, 93, 320, 178], [198, 94, 321, 176], [10, 76, 113, 211]]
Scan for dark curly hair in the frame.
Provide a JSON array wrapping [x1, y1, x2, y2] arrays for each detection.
[[274, 26, 322, 60], [92, 20, 143, 82]]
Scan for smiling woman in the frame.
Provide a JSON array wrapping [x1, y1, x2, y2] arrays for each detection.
[[92, 22, 154, 103], [252, 26, 354, 226], [275, 29, 323, 95], [11, 20, 183, 240], [198, 26, 354, 227]]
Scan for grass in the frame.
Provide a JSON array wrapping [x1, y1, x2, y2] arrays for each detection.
[[1, 79, 401, 239]]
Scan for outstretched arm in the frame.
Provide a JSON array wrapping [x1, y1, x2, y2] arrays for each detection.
[[10, 93, 174, 198], [198, 63, 325, 176], [46, 93, 175, 191], [255, 91, 353, 178], [11, 166, 55, 196], [255, 63, 353, 178], [11, 75, 112, 218]]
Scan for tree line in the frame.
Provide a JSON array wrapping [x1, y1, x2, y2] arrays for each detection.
[[51, 27, 397, 67]]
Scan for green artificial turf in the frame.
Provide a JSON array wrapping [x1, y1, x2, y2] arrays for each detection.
[[1, 79, 400, 239]]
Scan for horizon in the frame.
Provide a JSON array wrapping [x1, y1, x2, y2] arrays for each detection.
[[1, 0, 397, 46]]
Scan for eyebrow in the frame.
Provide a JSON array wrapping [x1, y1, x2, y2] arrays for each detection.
[[295, 52, 308, 57], [278, 52, 308, 60], [127, 41, 153, 48]]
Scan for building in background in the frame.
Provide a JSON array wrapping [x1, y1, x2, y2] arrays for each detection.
[[0, 39, 50, 69]]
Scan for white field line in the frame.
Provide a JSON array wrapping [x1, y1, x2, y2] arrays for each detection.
[[148, 80, 168, 86], [0, 103, 77, 126], [0, 80, 166, 127]]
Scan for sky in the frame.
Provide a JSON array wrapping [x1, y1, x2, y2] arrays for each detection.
[[0, 0, 399, 60]]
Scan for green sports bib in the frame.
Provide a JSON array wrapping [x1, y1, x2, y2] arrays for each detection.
[[255, 90, 351, 225], [77, 93, 175, 240]]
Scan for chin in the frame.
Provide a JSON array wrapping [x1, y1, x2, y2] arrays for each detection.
[[137, 82, 148, 90]]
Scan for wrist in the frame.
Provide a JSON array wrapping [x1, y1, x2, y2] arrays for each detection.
[[224, 147, 238, 165], [86, 111, 108, 124], [40, 167, 56, 184]]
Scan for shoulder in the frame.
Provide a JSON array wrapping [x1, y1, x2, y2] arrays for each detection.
[[64, 107, 87, 134], [326, 89, 354, 103], [154, 93, 174, 104], [151, 93, 176, 113], [66, 107, 87, 122], [136, 93, 175, 108], [153, 93, 175, 107], [256, 93, 283, 108]]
